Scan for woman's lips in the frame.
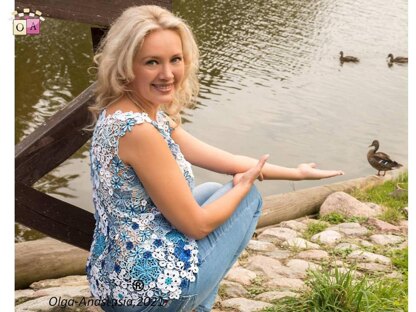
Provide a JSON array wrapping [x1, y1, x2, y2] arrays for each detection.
[[152, 83, 174, 92]]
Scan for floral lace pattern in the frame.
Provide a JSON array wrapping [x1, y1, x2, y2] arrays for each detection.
[[86, 110, 198, 303]]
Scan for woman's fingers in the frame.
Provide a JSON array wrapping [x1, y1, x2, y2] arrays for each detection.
[[256, 154, 269, 181], [257, 154, 270, 169]]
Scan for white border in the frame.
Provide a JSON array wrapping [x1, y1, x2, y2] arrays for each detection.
[[1, 0, 15, 310]]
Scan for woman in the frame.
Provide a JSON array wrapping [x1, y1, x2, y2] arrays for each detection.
[[86, 5, 344, 312]]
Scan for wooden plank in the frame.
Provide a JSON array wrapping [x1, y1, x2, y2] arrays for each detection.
[[15, 182, 95, 250], [15, 0, 172, 26], [15, 83, 95, 186]]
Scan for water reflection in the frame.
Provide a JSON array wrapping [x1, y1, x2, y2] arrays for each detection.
[[173, 0, 407, 196]]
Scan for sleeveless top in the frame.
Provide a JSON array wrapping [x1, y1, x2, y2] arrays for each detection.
[[86, 110, 199, 304]]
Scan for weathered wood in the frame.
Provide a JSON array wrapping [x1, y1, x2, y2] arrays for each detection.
[[15, 83, 95, 186], [15, 182, 95, 250], [257, 168, 407, 229], [15, 237, 89, 289], [15, 0, 172, 26]]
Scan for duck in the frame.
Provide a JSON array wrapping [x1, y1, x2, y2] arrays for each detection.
[[339, 51, 359, 63], [387, 53, 408, 64], [367, 140, 402, 176]]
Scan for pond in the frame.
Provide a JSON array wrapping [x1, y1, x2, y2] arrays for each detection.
[[15, 0, 407, 240]]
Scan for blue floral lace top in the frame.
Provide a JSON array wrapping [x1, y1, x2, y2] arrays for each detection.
[[86, 110, 198, 304]]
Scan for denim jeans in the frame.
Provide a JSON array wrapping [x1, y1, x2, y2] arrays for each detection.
[[101, 181, 263, 312]]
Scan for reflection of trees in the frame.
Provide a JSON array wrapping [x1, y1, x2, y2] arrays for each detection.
[[15, 223, 46, 243], [15, 18, 94, 144], [174, 0, 326, 91], [32, 145, 89, 197], [33, 172, 79, 198]]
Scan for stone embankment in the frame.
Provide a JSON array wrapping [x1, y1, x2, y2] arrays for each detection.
[[15, 192, 408, 312]]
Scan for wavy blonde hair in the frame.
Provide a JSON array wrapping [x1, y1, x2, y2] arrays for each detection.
[[89, 5, 199, 125]]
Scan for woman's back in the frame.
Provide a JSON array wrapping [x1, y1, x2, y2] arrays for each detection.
[[86, 109, 199, 304]]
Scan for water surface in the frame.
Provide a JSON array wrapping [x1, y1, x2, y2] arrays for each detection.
[[15, 0, 407, 240]]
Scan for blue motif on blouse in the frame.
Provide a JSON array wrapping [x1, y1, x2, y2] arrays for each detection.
[[86, 110, 198, 303]]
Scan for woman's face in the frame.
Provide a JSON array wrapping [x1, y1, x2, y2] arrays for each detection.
[[132, 29, 185, 107]]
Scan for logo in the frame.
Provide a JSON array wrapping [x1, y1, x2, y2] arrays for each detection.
[[13, 8, 45, 36]]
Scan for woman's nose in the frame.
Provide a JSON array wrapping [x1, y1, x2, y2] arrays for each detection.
[[159, 64, 174, 80]]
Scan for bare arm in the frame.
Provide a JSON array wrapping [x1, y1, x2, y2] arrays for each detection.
[[170, 123, 344, 181], [118, 123, 267, 240]]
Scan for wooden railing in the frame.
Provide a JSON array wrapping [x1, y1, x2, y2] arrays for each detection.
[[15, 0, 171, 251]]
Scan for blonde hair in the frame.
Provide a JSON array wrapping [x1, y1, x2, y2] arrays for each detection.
[[89, 5, 199, 125]]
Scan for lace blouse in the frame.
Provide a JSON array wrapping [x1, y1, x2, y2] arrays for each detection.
[[86, 110, 199, 304]]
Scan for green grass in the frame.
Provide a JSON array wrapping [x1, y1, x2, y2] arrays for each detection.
[[261, 267, 408, 312], [247, 276, 267, 297], [350, 172, 408, 224], [320, 213, 367, 225], [390, 247, 408, 277], [303, 221, 329, 240]]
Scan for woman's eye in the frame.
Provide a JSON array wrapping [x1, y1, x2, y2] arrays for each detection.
[[172, 57, 182, 63], [146, 60, 158, 65]]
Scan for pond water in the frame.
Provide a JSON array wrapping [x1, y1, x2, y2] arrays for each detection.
[[15, 0, 407, 240]]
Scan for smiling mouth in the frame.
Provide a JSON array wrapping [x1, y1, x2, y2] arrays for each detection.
[[152, 83, 174, 92]]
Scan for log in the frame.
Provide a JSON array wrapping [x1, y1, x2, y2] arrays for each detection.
[[15, 237, 89, 290], [257, 168, 407, 228]]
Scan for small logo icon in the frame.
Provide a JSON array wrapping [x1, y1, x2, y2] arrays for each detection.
[[132, 279, 144, 291], [12, 8, 45, 36]]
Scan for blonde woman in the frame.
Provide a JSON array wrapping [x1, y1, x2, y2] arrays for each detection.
[[86, 5, 344, 312]]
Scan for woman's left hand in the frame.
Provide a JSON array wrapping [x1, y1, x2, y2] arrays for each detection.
[[297, 163, 344, 180]]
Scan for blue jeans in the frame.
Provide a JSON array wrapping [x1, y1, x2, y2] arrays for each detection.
[[101, 181, 263, 312]]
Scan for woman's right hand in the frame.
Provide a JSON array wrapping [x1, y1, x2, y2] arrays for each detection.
[[233, 154, 270, 187]]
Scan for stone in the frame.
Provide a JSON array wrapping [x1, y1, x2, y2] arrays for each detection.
[[386, 271, 403, 279], [221, 298, 273, 312], [282, 238, 320, 250], [347, 250, 391, 265], [225, 267, 257, 286], [247, 240, 275, 252], [311, 230, 342, 245], [279, 220, 307, 232], [265, 277, 305, 290], [219, 280, 249, 298], [367, 218, 401, 233], [257, 227, 299, 243], [358, 239, 374, 248], [320, 192, 384, 218], [15, 289, 36, 304], [286, 259, 321, 276], [398, 220, 408, 234], [238, 250, 249, 261], [370, 234, 404, 246], [334, 243, 360, 251], [246, 255, 302, 279], [232, 260, 240, 269], [255, 290, 298, 302], [356, 262, 391, 272], [296, 249, 329, 260], [264, 249, 292, 260], [327, 223, 369, 236]]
